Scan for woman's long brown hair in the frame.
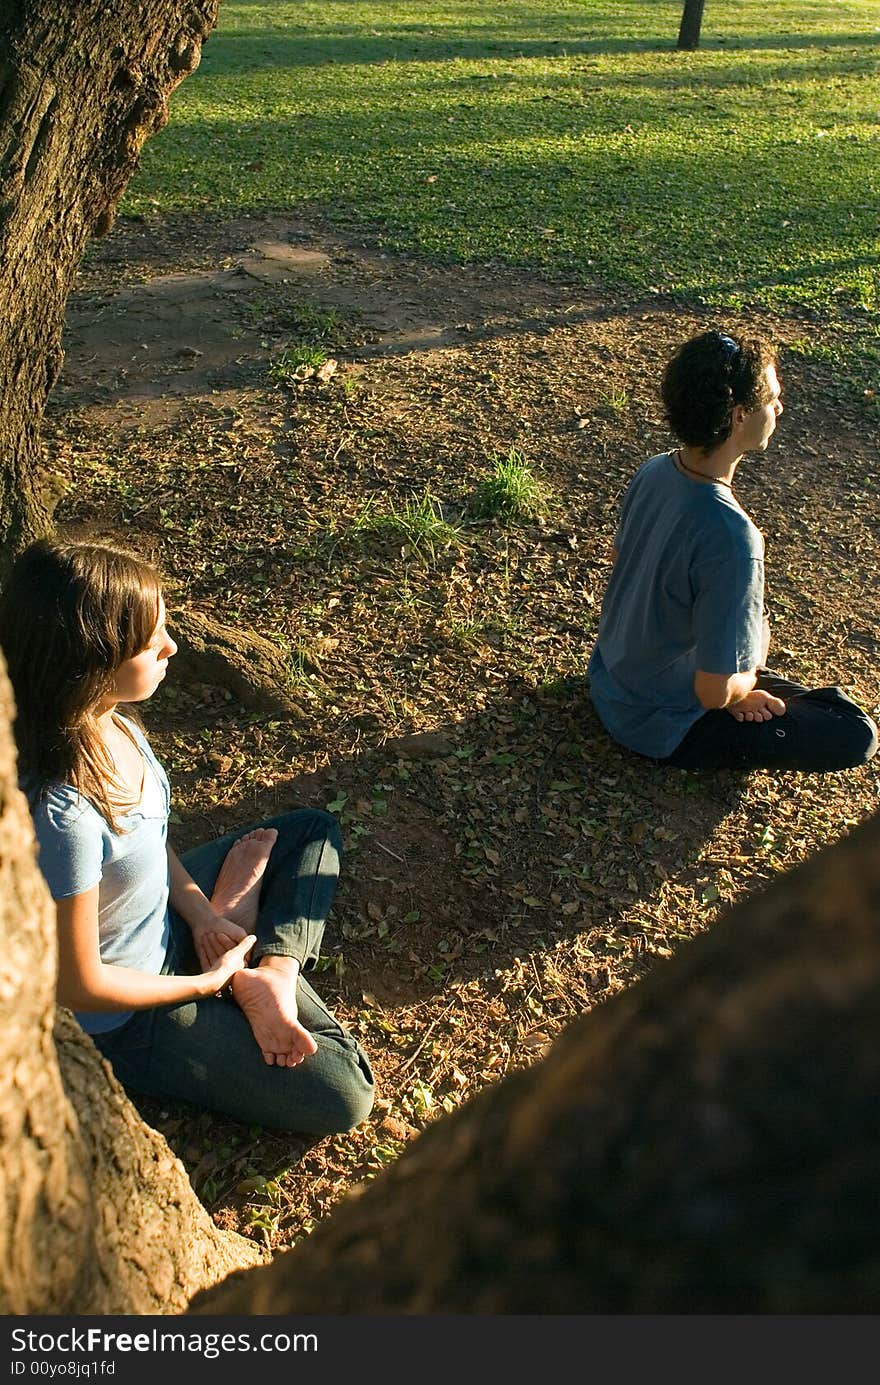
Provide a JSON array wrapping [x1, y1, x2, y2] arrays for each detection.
[[0, 539, 162, 831]]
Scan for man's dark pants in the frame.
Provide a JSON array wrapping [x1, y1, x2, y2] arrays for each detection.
[[661, 671, 878, 772]]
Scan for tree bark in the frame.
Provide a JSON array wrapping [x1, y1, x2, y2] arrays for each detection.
[[0, 0, 219, 573], [194, 807, 880, 1314], [0, 650, 262, 1314], [170, 609, 309, 718], [677, 0, 707, 50]]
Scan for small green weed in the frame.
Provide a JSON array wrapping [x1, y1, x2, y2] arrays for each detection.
[[394, 574, 433, 618], [353, 490, 461, 560], [410, 1079, 435, 1115], [445, 616, 491, 647], [268, 346, 327, 383], [312, 951, 346, 977], [605, 385, 629, 412], [287, 303, 347, 346], [282, 635, 323, 687], [470, 449, 549, 525]]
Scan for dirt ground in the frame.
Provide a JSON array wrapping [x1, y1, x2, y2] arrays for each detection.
[[47, 209, 880, 1250]]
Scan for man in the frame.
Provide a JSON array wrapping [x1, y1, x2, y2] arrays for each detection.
[[588, 330, 878, 772]]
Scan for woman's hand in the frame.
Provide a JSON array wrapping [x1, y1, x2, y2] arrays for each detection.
[[55, 887, 256, 1011], [190, 914, 251, 972], [199, 934, 257, 997]]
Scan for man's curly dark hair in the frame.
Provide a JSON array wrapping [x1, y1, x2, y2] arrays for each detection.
[[661, 331, 777, 452]]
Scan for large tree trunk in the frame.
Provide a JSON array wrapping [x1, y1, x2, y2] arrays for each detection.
[[0, 651, 261, 1314], [677, 0, 707, 50], [0, 0, 219, 573], [194, 807, 880, 1315]]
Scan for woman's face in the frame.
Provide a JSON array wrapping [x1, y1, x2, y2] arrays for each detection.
[[111, 596, 177, 704]]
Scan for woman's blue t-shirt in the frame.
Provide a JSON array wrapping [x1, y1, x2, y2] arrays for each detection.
[[26, 719, 171, 1035]]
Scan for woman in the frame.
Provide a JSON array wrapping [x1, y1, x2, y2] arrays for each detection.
[[0, 539, 374, 1134]]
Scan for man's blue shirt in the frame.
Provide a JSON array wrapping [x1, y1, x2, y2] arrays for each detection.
[[588, 452, 765, 758]]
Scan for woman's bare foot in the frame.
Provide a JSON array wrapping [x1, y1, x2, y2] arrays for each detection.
[[231, 957, 318, 1067], [210, 828, 278, 930]]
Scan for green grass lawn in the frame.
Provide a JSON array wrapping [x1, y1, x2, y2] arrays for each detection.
[[129, 0, 880, 322]]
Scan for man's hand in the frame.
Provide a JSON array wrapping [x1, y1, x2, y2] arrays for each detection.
[[726, 689, 786, 723], [190, 915, 252, 972]]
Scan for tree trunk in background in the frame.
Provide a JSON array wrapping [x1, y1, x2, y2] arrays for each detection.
[[0, 651, 262, 1314], [194, 808, 880, 1314], [0, 0, 219, 573], [677, 0, 707, 50]]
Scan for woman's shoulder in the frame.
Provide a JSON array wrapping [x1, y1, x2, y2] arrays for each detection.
[[114, 711, 148, 745], [27, 780, 100, 833], [25, 781, 107, 897], [23, 775, 80, 814]]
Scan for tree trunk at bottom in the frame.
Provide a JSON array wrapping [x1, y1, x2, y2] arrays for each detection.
[[193, 808, 880, 1314], [54, 1010, 264, 1313]]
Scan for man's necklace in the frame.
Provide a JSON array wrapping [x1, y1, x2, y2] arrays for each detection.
[[673, 449, 733, 489]]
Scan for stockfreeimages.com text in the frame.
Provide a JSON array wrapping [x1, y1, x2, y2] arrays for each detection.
[[10, 1330, 314, 1360]]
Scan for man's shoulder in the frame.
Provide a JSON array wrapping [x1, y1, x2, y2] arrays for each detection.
[[632, 452, 671, 482], [677, 498, 763, 574], [711, 494, 763, 553], [622, 452, 671, 501]]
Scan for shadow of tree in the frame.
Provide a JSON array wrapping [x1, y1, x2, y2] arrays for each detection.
[[165, 673, 743, 1016], [202, 19, 880, 71]]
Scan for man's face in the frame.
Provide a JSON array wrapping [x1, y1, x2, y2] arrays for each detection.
[[741, 363, 783, 453]]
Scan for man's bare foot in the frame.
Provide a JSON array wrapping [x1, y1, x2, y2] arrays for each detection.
[[210, 828, 278, 930], [231, 958, 318, 1067]]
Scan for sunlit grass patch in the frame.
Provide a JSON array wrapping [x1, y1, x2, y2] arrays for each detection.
[[128, 0, 880, 326], [352, 490, 462, 560], [285, 303, 347, 346], [470, 448, 550, 524], [268, 345, 328, 383]]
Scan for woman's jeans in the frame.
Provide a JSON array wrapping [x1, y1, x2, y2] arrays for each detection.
[[94, 810, 375, 1135], [662, 670, 878, 772]]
